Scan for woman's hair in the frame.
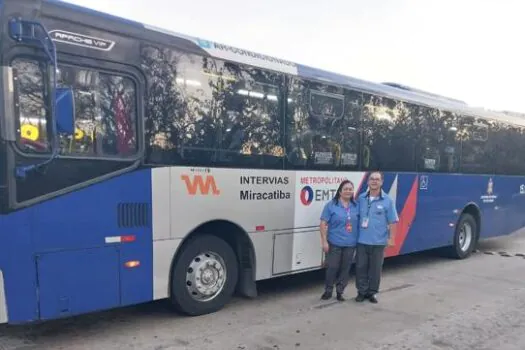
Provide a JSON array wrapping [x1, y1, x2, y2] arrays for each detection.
[[333, 179, 356, 205]]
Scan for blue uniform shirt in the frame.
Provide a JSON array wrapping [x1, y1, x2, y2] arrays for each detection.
[[320, 199, 360, 247], [357, 190, 399, 246]]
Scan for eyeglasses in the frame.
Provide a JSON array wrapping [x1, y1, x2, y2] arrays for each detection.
[[369, 178, 381, 181]]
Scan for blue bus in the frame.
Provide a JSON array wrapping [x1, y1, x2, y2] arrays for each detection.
[[1, 0, 524, 324]]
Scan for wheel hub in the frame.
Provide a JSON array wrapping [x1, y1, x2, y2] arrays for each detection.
[[186, 252, 227, 302], [201, 268, 215, 285], [459, 222, 472, 252]]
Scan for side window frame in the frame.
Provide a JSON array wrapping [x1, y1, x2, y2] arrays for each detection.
[[2, 48, 146, 207], [10, 55, 53, 157], [361, 93, 418, 173], [9, 53, 144, 163], [56, 62, 141, 161], [416, 107, 461, 174], [491, 121, 525, 176], [285, 77, 359, 171], [458, 115, 494, 175], [142, 45, 286, 169]]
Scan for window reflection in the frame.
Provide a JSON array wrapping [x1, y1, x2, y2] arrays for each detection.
[[142, 46, 284, 168], [459, 116, 493, 174], [362, 94, 416, 172], [12, 58, 138, 158], [56, 66, 138, 157], [132, 46, 525, 175], [12, 59, 50, 153], [286, 79, 359, 170]]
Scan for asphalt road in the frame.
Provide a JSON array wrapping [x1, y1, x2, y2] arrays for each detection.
[[2, 230, 525, 350]]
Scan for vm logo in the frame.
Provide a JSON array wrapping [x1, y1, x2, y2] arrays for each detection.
[[181, 174, 220, 196]]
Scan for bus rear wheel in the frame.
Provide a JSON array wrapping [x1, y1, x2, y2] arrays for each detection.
[[170, 234, 238, 316], [449, 213, 478, 259]]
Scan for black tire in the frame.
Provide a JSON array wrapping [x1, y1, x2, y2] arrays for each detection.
[[448, 213, 478, 259], [170, 234, 238, 316]]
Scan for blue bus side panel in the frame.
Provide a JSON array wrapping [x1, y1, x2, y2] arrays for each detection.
[[31, 169, 154, 318], [400, 173, 467, 253], [399, 173, 525, 255], [37, 247, 120, 320], [0, 210, 39, 323], [495, 176, 525, 236], [366, 173, 525, 256], [0, 169, 153, 323], [119, 237, 154, 306], [31, 169, 152, 252]]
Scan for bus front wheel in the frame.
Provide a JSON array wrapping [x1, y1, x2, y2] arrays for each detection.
[[170, 234, 238, 316], [449, 213, 478, 259]]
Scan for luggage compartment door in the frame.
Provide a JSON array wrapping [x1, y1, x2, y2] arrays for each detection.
[[36, 247, 120, 320], [272, 229, 323, 275]]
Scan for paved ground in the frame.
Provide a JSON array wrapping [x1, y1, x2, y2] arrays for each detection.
[[2, 230, 525, 350]]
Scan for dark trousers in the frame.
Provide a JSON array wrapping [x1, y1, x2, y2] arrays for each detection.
[[325, 244, 355, 294], [355, 243, 385, 296]]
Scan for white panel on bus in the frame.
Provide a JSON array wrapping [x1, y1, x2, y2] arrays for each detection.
[[293, 171, 367, 229], [152, 167, 171, 240], [272, 229, 323, 275], [153, 239, 182, 300], [0, 270, 7, 323], [249, 231, 274, 280], [168, 167, 296, 238]]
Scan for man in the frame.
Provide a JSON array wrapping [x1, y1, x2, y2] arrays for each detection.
[[355, 171, 398, 303]]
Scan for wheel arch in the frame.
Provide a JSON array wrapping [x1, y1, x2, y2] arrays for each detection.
[[460, 202, 481, 240], [168, 219, 258, 300], [445, 202, 481, 259]]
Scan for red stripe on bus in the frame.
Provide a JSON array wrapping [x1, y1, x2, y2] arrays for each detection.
[[385, 176, 418, 257]]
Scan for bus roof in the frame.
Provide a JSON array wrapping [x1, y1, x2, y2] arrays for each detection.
[[47, 0, 525, 127]]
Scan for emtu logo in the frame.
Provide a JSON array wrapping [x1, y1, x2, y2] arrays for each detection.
[[181, 174, 220, 196], [300, 186, 314, 206]]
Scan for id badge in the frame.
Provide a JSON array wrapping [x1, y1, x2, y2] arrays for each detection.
[[362, 217, 369, 229], [346, 222, 353, 233]]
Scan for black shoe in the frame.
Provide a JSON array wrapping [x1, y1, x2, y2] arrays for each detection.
[[368, 294, 378, 303], [321, 291, 332, 300], [336, 293, 345, 301], [355, 294, 366, 302]]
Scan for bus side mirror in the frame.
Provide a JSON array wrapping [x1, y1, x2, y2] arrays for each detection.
[[55, 87, 75, 135]]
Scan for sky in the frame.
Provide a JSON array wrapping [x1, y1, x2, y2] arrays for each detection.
[[64, 0, 525, 113]]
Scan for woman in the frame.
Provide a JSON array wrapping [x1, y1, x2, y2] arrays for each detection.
[[319, 179, 360, 301]]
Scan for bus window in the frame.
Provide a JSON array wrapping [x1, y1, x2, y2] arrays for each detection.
[[12, 59, 51, 154], [142, 46, 284, 169], [459, 116, 494, 174], [438, 111, 461, 173], [420, 138, 441, 171], [337, 89, 362, 169], [309, 90, 344, 119], [12, 58, 138, 159], [286, 79, 359, 170], [491, 122, 525, 176], [56, 66, 138, 158], [416, 107, 460, 173], [361, 94, 417, 172]]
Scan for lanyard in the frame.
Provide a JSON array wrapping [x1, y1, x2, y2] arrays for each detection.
[[366, 195, 381, 217], [340, 201, 351, 222], [345, 205, 351, 221]]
